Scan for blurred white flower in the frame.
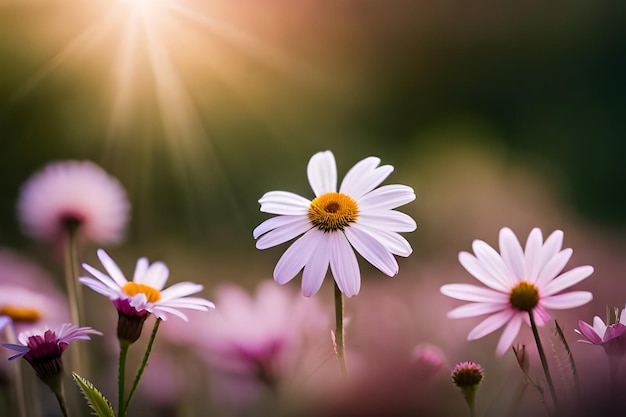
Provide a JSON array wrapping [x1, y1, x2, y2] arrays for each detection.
[[18, 160, 130, 244], [254, 150, 416, 297], [441, 227, 594, 356]]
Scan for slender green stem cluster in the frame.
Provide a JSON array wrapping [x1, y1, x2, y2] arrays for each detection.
[[334, 282, 348, 377]]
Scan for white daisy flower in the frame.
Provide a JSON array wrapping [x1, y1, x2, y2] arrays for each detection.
[[253, 150, 416, 297], [441, 227, 594, 356], [18, 160, 130, 244], [79, 249, 215, 321]]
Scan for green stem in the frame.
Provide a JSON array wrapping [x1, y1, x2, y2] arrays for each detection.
[[334, 282, 348, 377], [54, 386, 69, 417], [125, 318, 161, 415], [118, 341, 130, 417], [529, 311, 559, 415]]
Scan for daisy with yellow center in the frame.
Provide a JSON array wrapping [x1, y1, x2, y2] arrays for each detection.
[[253, 150, 416, 297], [79, 249, 215, 322], [441, 227, 594, 356]]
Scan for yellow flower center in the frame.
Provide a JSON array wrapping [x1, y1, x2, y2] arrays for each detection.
[[122, 282, 161, 303], [308, 192, 359, 232], [509, 281, 540, 312], [0, 305, 42, 322]]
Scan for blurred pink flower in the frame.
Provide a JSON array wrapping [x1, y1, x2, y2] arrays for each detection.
[[164, 280, 328, 406], [254, 150, 416, 297], [411, 343, 445, 378], [441, 227, 594, 356], [18, 160, 130, 244], [576, 306, 626, 358], [80, 249, 215, 321]]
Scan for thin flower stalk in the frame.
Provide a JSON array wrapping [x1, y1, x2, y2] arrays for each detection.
[[529, 312, 559, 415], [124, 318, 161, 415], [334, 282, 347, 376]]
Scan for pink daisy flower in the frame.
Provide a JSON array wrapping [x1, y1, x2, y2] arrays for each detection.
[[576, 306, 626, 358], [18, 160, 130, 244], [253, 150, 416, 297], [441, 227, 594, 356], [2, 323, 101, 383]]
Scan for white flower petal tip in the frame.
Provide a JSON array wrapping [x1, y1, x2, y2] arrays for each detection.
[[80, 250, 214, 321], [254, 151, 416, 297], [442, 227, 594, 356], [17, 160, 130, 244]]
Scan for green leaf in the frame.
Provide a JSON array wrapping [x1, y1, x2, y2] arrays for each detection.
[[72, 372, 116, 417]]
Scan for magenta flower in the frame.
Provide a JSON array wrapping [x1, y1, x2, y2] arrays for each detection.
[[441, 227, 594, 356], [2, 323, 101, 383], [576, 307, 626, 357], [254, 150, 416, 297], [18, 160, 130, 244]]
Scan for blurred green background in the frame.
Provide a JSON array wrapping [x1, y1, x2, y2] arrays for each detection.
[[0, 0, 625, 265]]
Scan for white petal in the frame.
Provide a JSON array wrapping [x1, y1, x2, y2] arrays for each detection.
[[340, 157, 393, 200], [132, 258, 149, 283], [253, 214, 308, 239], [467, 309, 515, 340], [524, 228, 544, 282], [273, 229, 318, 285], [498, 227, 525, 281], [447, 302, 505, 319], [352, 223, 412, 256], [459, 251, 509, 292], [301, 231, 330, 297], [159, 297, 215, 309], [440, 284, 509, 303], [307, 151, 337, 196], [255, 217, 312, 249], [153, 306, 189, 321], [96, 249, 128, 286], [81, 263, 123, 290], [540, 265, 594, 296], [540, 291, 593, 309], [358, 210, 416, 233], [78, 277, 122, 299], [139, 261, 170, 290], [329, 232, 361, 297], [593, 316, 608, 337], [472, 240, 516, 288], [357, 184, 415, 211], [160, 282, 204, 301], [540, 230, 564, 269], [496, 313, 523, 356], [533, 249, 572, 288], [259, 191, 311, 215], [345, 226, 398, 276]]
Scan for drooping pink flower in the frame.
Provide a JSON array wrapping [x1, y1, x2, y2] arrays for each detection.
[[18, 160, 130, 244], [576, 306, 626, 358], [441, 227, 594, 356], [254, 150, 416, 297]]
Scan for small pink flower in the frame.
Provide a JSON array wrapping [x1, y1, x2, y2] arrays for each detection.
[[18, 160, 130, 244], [576, 307, 626, 357], [441, 227, 594, 356]]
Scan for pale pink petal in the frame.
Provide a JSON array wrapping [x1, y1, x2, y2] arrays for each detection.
[[152, 306, 189, 321], [576, 320, 603, 345], [592, 316, 608, 337], [540, 291, 593, 309], [301, 231, 330, 297], [97, 249, 128, 286], [539, 230, 564, 269], [259, 191, 311, 215], [307, 151, 337, 196], [440, 284, 509, 303], [345, 226, 398, 276], [132, 258, 149, 283], [467, 309, 515, 340], [340, 157, 393, 200], [81, 264, 123, 290], [524, 228, 543, 282], [447, 303, 505, 319], [540, 266, 594, 296], [458, 251, 510, 292], [160, 282, 204, 301], [358, 210, 416, 233], [78, 277, 122, 299], [472, 240, 515, 287], [255, 217, 312, 249], [253, 215, 308, 239], [273, 230, 318, 285], [534, 249, 572, 288], [329, 232, 361, 297], [140, 262, 169, 290], [357, 184, 415, 211], [496, 313, 523, 356], [351, 223, 412, 257], [498, 227, 525, 281]]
